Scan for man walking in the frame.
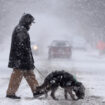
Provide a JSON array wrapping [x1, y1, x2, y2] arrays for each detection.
[[6, 14, 39, 99]]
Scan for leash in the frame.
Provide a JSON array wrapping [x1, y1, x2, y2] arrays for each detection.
[[35, 67, 45, 79]]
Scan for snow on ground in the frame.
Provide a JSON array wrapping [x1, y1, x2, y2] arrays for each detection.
[[0, 42, 105, 105], [34, 49, 105, 103]]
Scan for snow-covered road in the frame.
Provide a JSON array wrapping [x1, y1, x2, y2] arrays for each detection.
[[0, 48, 105, 105]]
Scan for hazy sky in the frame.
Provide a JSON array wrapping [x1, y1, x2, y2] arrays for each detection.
[[0, 0, 105, 46]]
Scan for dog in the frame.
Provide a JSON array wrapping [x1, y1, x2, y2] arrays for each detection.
[[35, 70, 85, 100]]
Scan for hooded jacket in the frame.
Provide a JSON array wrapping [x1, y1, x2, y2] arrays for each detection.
[[8, 14, 35, 70]]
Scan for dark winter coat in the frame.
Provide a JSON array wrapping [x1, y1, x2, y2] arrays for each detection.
[[8, 14, 35, 70]]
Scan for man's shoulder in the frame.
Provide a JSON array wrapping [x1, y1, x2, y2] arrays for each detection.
[[15, 25, 27, 33]]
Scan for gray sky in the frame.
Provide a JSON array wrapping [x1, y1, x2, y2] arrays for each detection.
[[0, 0, 105, 46]]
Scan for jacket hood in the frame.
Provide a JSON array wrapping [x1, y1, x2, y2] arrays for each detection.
[[19, 14, 35, 30]]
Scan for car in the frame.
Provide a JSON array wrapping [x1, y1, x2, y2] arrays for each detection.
[[48, 40, 72, 59]]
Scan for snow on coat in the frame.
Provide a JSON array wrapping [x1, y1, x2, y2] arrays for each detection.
[[8, 14, 35, 70]]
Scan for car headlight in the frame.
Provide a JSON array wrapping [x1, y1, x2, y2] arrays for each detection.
[[33, 45, 38, 50]]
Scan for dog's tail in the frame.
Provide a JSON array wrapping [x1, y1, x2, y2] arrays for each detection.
[[37, 81, 49, 93]]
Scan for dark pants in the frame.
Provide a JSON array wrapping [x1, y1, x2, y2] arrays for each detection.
[[6, 69, 39, 95]]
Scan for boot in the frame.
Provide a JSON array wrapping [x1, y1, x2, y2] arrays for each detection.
[[33, 91, 44, 98], [6, 95, 21, 99]]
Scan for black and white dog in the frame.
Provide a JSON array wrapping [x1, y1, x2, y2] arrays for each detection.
[[34, 70, 85, 100]]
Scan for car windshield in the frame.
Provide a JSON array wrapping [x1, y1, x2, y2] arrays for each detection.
[[52, 41, 70, 47]]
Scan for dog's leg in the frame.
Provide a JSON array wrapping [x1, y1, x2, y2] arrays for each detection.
[[66, 88, 77, 100], [64, 89, 68, 100], [69, 91, 76, 100], [69, 90, 77, 100], [50, 87, 58, 100], [44, 85, 50, 98], [45, 92, 48, 98]]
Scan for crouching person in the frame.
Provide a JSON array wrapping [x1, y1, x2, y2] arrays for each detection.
[[6, 14, 39, 99]]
